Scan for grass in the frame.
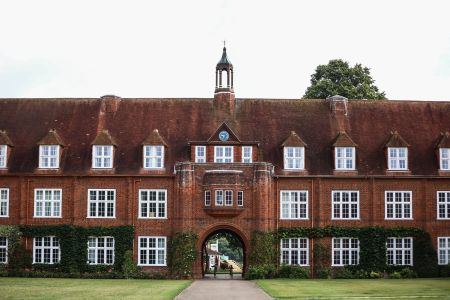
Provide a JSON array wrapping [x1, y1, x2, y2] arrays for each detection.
[[0, 277, 191, 300], [256, 278, 450, 299]]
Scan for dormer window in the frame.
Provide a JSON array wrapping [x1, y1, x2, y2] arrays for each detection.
[[440, 148, 450, 170], [0, 145, 6, 168], [39, 145, 60, 169], [242, 146, 252, 163], [388, 147, 408, 170], [141, 129, 167, 170], [92, 145, 113, 168], [214, 146, 233, 163], [284, 147, 304, 170], [144, 145, 164, 169], [281, 131, 307, 171], [335, 147, 355, 170], [385, 131, 409, 172], [195, 146, 206, 163], [37, 129, 64, 170], [332, 132, 357, 171], [437, 132, 450, 171]]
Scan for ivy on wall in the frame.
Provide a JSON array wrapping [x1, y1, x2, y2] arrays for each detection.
[[248, 226, 439, 277], [167, 231, 198, 279], [13, 225, 134, 274]]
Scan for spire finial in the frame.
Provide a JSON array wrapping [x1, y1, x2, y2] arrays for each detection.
[[223, 40, 226, 49]]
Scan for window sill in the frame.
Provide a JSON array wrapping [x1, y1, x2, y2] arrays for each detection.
[[33, 216, 62, 219], [385, 170, 411, 176], [204, 207, 244, 218], [138, 264, 167, 267], [333, 170, 358, 176], [138, 217, 168, 220]]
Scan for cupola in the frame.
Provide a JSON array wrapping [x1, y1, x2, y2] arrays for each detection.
[[215, 43, 234, 93]]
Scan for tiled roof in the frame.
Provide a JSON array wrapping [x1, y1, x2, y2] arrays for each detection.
[[281, 131, 307, 147], [332, 131, 357, 147], [385, 131, 410, 148], [0, 130, 13, 146], [0, 97, 449, 175], [437, 132, 450, 148], [91, 130, 117, 146], [37, 129, 65, 146], [142, 129, 168, 146]]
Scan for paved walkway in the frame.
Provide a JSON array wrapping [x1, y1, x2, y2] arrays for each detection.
[[175, 279, 273, 300]]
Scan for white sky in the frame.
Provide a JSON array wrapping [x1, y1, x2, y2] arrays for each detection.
[[0, 0, 449, 100]]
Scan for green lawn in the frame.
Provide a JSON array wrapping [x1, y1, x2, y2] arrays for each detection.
[[257, 278, 450, 299], [0, 278, 191, 300]]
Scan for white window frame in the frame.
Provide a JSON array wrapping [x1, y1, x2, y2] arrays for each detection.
[[34, 189, 62, 218], [385, 191, 413, 220], [0, 188, 9, 217], [205, 190, 211, 206], [143, 145, 164, 169], [437, 191, 450, 220], [214, 146, 233, 163], [33, 236, 60, 264], [280, 237, 309, 266], [0, 145, 7, 168], [195, 146, 206, 163], [138, 189, 167, 219], [283, 147, 304, 170], [138, 236, 167, 266], [87, 189, 116, 218], [280, 190, 308, 220], [0, 237, 7, 264], [440, 148, 450, 170], [215, 190, 224, 206], [225, 190, 233, 206], [92, 145, 113, 169], [438, 237, 450, 265], [388, 147, 408, 170], [242, 146, 253, 163], [386, 237, 413, 266], [335, 147, 355, 170], [332, 191, 360, 220], [332, 237, 360, 266], [237, 191, 244, 207], [87, 236, 115, 265], [39, 145, 60, 169]]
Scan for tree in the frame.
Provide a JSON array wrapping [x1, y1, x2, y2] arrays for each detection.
[[303, 59, 387, 100]]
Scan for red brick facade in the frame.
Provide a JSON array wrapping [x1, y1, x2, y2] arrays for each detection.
[[0, 50, 450, 277]]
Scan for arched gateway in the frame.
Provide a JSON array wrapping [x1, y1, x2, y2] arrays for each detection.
[[196, 225, 249, 278]]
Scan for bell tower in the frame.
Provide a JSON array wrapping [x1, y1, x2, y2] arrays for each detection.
[[214, 43, 235, 114], [215, 43, 234, 93]]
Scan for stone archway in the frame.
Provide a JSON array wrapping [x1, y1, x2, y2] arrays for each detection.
[[196, 224, 249, 279]]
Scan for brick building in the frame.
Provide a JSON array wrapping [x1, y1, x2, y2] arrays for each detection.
[[0, 47, 449, 278]]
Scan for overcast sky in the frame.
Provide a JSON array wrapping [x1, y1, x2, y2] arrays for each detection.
[[0, 0, 449, 100]]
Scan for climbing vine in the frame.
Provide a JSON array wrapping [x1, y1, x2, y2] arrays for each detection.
[[246, 226, 439, 277], [17, 225, 134, 274], [167, 231, 198, 279]]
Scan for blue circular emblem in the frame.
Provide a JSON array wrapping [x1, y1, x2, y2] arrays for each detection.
[[219, 131, 229, 141]]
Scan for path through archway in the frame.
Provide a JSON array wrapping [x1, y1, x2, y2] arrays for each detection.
[[200, 228, 246, 279]]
